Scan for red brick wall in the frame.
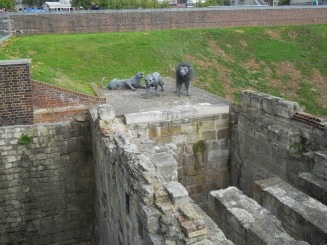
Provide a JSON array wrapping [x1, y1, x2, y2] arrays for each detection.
[[8, 7, 327, 35], [0, 60, 34, 126], [32, 80, 106, 123]]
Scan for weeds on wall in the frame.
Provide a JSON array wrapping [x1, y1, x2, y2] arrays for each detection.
[[18, 134, 33, 146]]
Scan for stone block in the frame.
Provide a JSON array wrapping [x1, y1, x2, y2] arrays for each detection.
[[275, 99, 302, 119], [217, 127, 229, 139], [165, 182, 189, 207], [201, 130, 217, 141], [151, 152, 178, 182], [251, 92, 269, 110], [312, 150, 327, 180], [97, 104, 115, 121], [298, 172, 327, 205]]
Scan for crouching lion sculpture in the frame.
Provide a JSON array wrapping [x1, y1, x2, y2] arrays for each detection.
[[101, 72, 145, 90], [145, 72, 164, 99], [175, 62, 194, 96]]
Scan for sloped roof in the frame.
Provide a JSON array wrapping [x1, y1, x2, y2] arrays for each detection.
[[43, 0, 71, 8]]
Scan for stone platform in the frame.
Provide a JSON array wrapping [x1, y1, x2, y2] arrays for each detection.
[[93, 77, 231, 116]]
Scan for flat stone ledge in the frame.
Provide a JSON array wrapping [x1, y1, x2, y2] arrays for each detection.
[[254, 177, 327, 245], [124, 103, 229, 125], [0, 59, 31, 65], [208, 186, 306, 245]]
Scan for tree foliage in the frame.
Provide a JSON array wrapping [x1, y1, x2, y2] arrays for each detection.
[[71, 0, 170, 9], [195, 0, 227, 7], [22, 0, 58, 7], [0, 0, 15, 10]]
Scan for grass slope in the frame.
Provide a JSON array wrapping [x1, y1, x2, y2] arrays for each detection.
[[1, 25, 326, 116]]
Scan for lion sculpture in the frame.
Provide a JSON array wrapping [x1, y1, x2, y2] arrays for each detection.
[[175, 62, 194, 96], [145, 72, 164, 99], [101, 72, 145, 90]]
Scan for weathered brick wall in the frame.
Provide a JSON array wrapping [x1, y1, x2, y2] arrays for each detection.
[[7, 6, 327, 35], [230, 90, 327, 197], [32, 80, 105, 123], [0, 119, 94, 244], [0, 60, 34, 126]]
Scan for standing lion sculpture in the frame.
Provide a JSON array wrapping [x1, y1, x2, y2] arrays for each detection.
[[101, 72, 145, 90], [145, 72, 164, 99], [175, 62, 194, 96]]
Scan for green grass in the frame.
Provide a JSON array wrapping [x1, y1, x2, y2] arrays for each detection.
[[0, 25, 326, 116]]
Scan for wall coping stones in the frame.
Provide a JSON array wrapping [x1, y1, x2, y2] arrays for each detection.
[[242, 90, 303, 119], [254, 177, 327, 244], [124, 103, 229, 125], [0, 59, 31, 65]]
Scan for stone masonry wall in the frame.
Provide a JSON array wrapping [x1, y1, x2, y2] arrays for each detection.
[[0, 59, 34, 126], [0, 119, 94, 244], [230, 90, 327, 197], [124, 103, 230, 209], [6, 7, 327, 36], [90, 104, 232, 245]]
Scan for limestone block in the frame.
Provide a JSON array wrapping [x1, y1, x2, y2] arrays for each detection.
[[217, 128, 229, 139], [202, 130, 217, 141], [262, 95, 282, 115], [165, 182, 189, 207], [241, 90, 254, 107], [124, 104, 229, 125], [312, 150, 327, 180], [97, 104, 115, 121], [298, 172, 327, 205], [141, 206, 161, 233], [275, 100, 302, 119], [151, 152, 178, 182], [251, 92, 269, 110]]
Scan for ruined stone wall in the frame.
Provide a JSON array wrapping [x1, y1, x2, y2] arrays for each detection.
[[7, 7, 327, 36], [231, 90, 327, 197], [0, 60, 34, 126], [90, 104, 232, 245], [0, 119, 94, 244], [124, 104, 230, 209]]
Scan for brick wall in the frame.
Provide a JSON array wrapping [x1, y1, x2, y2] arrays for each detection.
[[0, 60, 34, 126], [7, 6, 327, 35], [32, 80, 106, 123]]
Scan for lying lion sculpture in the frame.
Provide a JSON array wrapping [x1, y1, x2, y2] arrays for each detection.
[[175, 62, 194, 96], [145, 72, 164, 99], [101, 72, 145, 90]]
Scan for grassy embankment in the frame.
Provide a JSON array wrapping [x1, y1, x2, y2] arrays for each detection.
[[0, 25, 326, 116]]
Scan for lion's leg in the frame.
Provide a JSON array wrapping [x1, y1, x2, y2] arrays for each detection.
[[145, 87, 150, 99], [126, 82, 136, 91], [185, 81, 191, 96], [155, 85, 160, 96], [177, 82, 182, 96]]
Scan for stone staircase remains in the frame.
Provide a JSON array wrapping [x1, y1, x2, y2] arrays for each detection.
[[207, 186, 308, 245], [254, 177, 327, 245]]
